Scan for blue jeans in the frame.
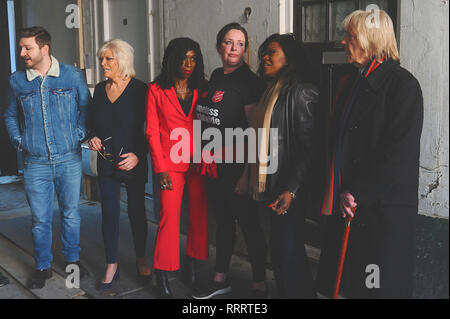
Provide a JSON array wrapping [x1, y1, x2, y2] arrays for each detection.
[[23, 154, 82, 270]]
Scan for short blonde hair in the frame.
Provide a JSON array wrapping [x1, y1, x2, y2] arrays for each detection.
[[343, 9, 399, 62], [97, 39, 136, 78]]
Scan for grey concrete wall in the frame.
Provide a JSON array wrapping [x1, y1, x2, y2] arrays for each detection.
[[161, 0, 280, 75], [20, 0, 79, 66], [399, 0, 449, 219], [108, 0, 150, 82], [157, 0, 280, 257], [19, 0, 448, 220]]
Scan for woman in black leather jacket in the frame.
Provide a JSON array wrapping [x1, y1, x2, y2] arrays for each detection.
[[249, 33, 319, 298]]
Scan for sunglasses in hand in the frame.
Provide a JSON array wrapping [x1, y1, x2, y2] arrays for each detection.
[[97, 136, 123, 163]]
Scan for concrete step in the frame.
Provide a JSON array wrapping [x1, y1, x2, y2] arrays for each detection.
[[0, 234, 88, 299], [0, 265, 36, 299]]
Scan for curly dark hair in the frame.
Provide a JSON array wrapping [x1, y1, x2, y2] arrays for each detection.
[[257, 33, 312, 84], [153, 37, 205, 90]]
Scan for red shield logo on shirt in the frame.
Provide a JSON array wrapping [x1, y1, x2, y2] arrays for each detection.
[[212, 91, 224, 103]]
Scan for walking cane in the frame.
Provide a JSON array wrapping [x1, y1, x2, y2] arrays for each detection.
[[332, 207, 356, 299]]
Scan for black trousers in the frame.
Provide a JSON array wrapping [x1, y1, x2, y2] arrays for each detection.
[[98, 175, 148, 264], [269, 198, 317, 298], [208, 164, 267, 282]]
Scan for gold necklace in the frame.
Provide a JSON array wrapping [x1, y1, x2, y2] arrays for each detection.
[[175, 83, 189, 94]]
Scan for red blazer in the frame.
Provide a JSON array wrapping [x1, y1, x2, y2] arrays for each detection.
[[146, 82, 199, 174]]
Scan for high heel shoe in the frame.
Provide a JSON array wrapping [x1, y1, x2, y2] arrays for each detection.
[[136, 264, 152, 285], [155, 269, 173, 299], [181, 256, 197, 287], [97, 266, 120, 291]]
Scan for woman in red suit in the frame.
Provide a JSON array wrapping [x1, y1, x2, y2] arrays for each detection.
[[146, 38, 208, 298]]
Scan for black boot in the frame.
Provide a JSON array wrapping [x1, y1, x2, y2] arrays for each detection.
[[181, 256, 197, 287], [28, 268, 52, 289], [155, 270, 173, 299]]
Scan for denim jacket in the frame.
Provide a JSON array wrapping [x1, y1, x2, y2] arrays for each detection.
[[4, 57, 91, 163]]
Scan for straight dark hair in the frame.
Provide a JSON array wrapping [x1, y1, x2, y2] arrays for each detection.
[[257, 33, 313, 84], [154, 37, 205, 90], [18, 26, 52, 54], [216, 22, 249, 52]]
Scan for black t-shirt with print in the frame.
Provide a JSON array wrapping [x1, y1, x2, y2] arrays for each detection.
[[196, 64, 265, 150]]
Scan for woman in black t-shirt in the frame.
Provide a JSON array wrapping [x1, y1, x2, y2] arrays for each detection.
[[192, 23, 268, 299], [88, 39, 150, 290]]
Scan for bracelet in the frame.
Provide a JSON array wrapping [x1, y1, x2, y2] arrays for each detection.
[[289, 192, 296, 199]]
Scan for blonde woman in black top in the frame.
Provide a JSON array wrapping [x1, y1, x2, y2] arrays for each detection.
[[88, 39, 151, 290]]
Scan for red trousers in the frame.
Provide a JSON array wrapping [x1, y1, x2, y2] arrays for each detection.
[[153, 168, 208, 271]]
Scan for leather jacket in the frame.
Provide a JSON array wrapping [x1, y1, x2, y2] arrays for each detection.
[[268, 80, 319, 199]]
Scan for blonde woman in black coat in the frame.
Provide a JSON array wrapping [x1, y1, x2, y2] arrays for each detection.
[[317, 10, 423, 299]]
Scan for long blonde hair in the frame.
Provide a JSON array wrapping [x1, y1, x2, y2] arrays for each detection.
[[343, 9, 400, 62]]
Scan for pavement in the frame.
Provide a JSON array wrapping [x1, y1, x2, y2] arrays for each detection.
[[0, 176, 284, 300]]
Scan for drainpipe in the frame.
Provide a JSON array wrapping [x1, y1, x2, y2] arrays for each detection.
[[147, 0, 155, 81], [103, 0, 110, 41], [159, 0, 165, 67], [280, 0, 294, 34], [93, 0, 101, 83]]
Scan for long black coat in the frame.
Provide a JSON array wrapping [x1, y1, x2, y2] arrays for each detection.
[[317, 60, 424, 299]]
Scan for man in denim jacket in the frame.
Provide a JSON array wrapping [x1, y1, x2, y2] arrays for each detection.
[[4, 26, 91, 289]]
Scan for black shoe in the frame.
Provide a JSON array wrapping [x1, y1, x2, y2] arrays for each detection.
[[181, 256, 197, 287], [191, 278, 232, 299], [28, 268, 52, 289], [0, 272, 10, 287], [97, 266, 120, 291], [136, 264, 152, 285], [155, 270, 174, 299], [65, 261, 90, 279]]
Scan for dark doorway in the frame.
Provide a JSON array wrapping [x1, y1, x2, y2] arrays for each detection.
[[294, 0, 398, 119], [0, 0, 17, 176]]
